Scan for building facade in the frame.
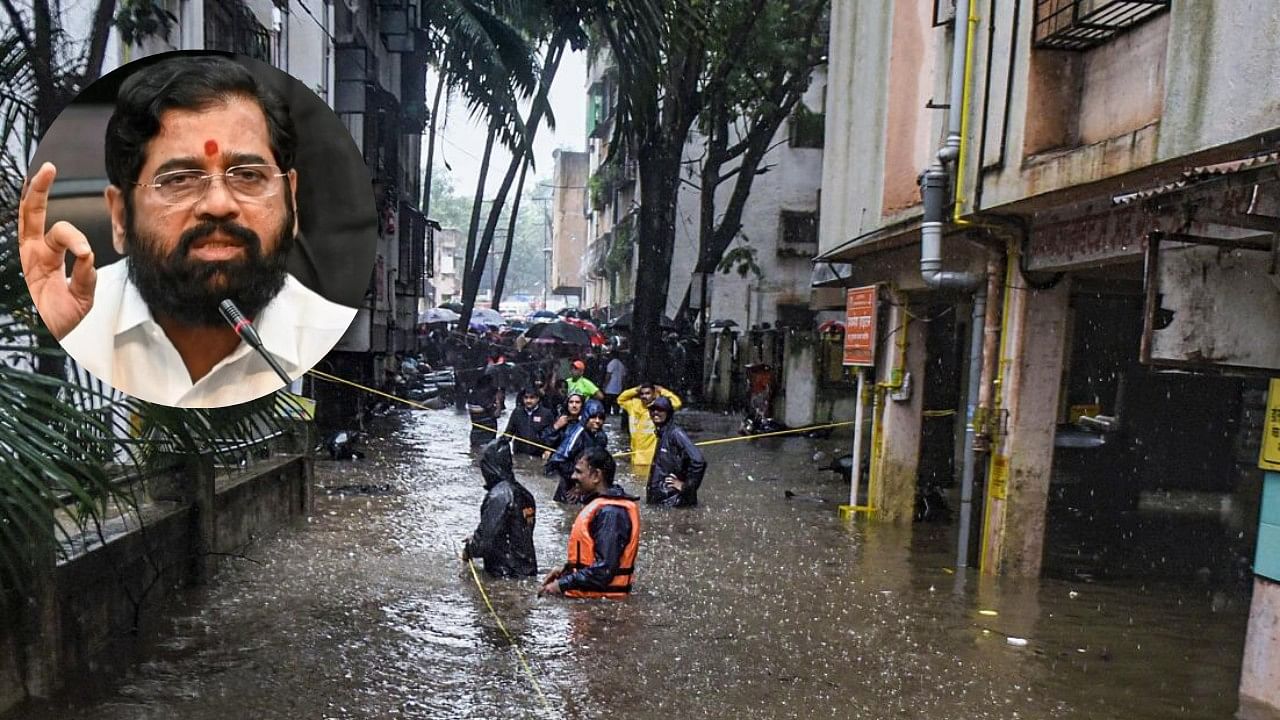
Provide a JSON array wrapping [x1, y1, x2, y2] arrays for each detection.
[[815, 1, 1280, 713], [550, 149, 589, 305]]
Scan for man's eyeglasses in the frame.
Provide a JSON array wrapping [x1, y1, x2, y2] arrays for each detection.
[[134, 164, 287, 205]]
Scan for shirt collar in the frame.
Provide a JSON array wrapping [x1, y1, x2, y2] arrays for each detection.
[[116, 265, 304, 372]]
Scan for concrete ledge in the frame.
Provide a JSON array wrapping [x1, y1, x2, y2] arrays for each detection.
[[0, 454, 311, 716]]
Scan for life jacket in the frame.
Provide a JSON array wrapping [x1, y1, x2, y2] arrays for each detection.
[[564, 496, 640, 599]]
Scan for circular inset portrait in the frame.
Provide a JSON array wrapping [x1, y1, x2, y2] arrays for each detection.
[[19, 51, 376, 408]]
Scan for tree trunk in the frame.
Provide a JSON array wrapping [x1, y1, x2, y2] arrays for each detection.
[[419, 73, 447, 216], [457, 123, 498, 331], [630, 141, 684, 382], [462, 33, 568, 315], [492, 158, 529, 308]]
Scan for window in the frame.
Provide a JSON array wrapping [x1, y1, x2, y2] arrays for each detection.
[[788, 106, 825, 149], [1034, 0, 1170, 51], [778, 210, 819, 257], [205, 0, 270, 61]]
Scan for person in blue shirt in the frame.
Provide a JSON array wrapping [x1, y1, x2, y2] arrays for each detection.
[[544, 399, 609, 503]]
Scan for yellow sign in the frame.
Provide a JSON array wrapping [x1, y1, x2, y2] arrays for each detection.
[[989, 454, 1010, 500], [1261, 379, 1280, 472], [1068, 404, 1101, 423]]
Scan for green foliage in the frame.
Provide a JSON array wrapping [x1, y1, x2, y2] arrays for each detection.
[[114, 0, 178, 46], [717, 243, 764, 280], [0, 20, 308, 593], [605, 218, 635, 274]]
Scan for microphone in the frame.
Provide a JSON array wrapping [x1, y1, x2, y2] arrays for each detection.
[[218, 299, 293, 387]]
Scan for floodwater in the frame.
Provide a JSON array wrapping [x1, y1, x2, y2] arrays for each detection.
[[15, 409, 1257, 719]]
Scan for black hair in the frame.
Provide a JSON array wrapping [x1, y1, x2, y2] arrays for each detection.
[[578, 446, 617, 486], [638, 380, 656, 390], [520, 386, 540, 399], [105, 55, 296, 191]]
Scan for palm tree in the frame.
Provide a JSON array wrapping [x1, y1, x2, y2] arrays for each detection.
[[0, 2, 308, 596]]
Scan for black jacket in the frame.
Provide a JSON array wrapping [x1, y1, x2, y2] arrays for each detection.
[[467, 386, 502, 445], [544, 424, 609, 502], [465, 441, 538, 577], [646, 422, 707, 507], [504, 404, 556, 455], [557, 485, 639, 593]]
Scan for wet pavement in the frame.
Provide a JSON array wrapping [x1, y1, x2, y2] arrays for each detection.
[[15, 408, 1254, 719]]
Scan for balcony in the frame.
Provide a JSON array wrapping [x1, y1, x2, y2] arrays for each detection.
[[1033, 0, 1170, 51], [204, 0, 269, 61]]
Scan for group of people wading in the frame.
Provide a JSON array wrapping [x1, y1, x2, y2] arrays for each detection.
[[461, 376, 706, 599]]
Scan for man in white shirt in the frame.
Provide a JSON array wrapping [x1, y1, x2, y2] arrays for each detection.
[[603, 350, 628, 416], [18, 55, 354, 407]]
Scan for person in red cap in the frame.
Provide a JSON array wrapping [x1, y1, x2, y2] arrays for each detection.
[[565, 358, 604, 401]]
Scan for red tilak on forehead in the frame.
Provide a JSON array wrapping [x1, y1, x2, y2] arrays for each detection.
[[204, 139, 218, 156]]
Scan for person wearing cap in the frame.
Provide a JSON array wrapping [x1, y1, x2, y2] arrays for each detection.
[[565, 359, 604, 401], [617, 381, 683, 468], [544, 399, 609, 503], [646, 396, 707, 507], [462, 439, 538, 578], [539, 446, 640, 599]]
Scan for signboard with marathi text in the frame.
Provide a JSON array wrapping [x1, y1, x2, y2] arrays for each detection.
[[1262, 379, 1280, 472], [843, 285, 878, 367]]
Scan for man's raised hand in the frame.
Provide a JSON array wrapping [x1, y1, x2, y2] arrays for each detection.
[[18, 163, 96, 340]]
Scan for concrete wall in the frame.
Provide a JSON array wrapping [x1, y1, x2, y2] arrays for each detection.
[[0, 456, 311, 716], [667, 71, 826, 329], [551, 150, 590, 295], [819, 1, 894, 254], [820, 0, 1280, 257]]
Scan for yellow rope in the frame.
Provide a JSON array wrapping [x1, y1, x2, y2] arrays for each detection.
[[467, 559, 553, 712], [309, 369, 859, 457], [307, 369, 558, 454]]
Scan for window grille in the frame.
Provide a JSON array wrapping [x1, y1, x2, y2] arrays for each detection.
[[1033, 0, 1170, 51]]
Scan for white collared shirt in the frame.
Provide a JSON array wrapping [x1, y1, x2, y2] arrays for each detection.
[[61, 260, 356, 408]]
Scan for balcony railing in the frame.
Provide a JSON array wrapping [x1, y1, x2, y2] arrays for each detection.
[[204, 0, 270, 61], [1033, 0, 1170, 51]]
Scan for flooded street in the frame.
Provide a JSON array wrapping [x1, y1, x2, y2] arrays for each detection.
[[17, 409, 1251, 720]]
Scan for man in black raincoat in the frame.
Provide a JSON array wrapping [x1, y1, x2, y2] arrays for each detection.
[[463, 440, 538, 578], [645, 396, 708, 507], [466, 374, 504, 447]]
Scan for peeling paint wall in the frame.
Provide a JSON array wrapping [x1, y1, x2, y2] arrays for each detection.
[[1161, 0, 1280, 161], [818, 1, 895, 255]]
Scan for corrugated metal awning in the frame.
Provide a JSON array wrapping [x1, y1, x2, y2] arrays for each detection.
[[1112, 151, 1280, 206]]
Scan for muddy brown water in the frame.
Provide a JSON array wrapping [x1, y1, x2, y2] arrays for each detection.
[[16, 410, 1253, 719]]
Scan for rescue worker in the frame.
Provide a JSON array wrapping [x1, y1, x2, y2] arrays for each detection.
[[544, 399, 609, 503], [462, 440, 538, 577], [466, 374, 504, 447], [616, 382, 683, 468], [645, 396, 707, 507], [504, 386, 555, 456], [539, 447, 640, 598]]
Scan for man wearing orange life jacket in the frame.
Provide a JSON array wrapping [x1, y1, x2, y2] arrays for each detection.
[[538, 446, 640, 599]]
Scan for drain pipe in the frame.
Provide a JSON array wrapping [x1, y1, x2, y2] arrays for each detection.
[[921, 0, 986, 570]]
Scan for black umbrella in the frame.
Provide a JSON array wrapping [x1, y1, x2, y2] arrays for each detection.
[[522, 320, 592, 346], [608, 311, 677, 331], [439, 302, 466, 314]]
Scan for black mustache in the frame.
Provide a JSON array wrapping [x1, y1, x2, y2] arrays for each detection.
[[176, 220, 262, 259]]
